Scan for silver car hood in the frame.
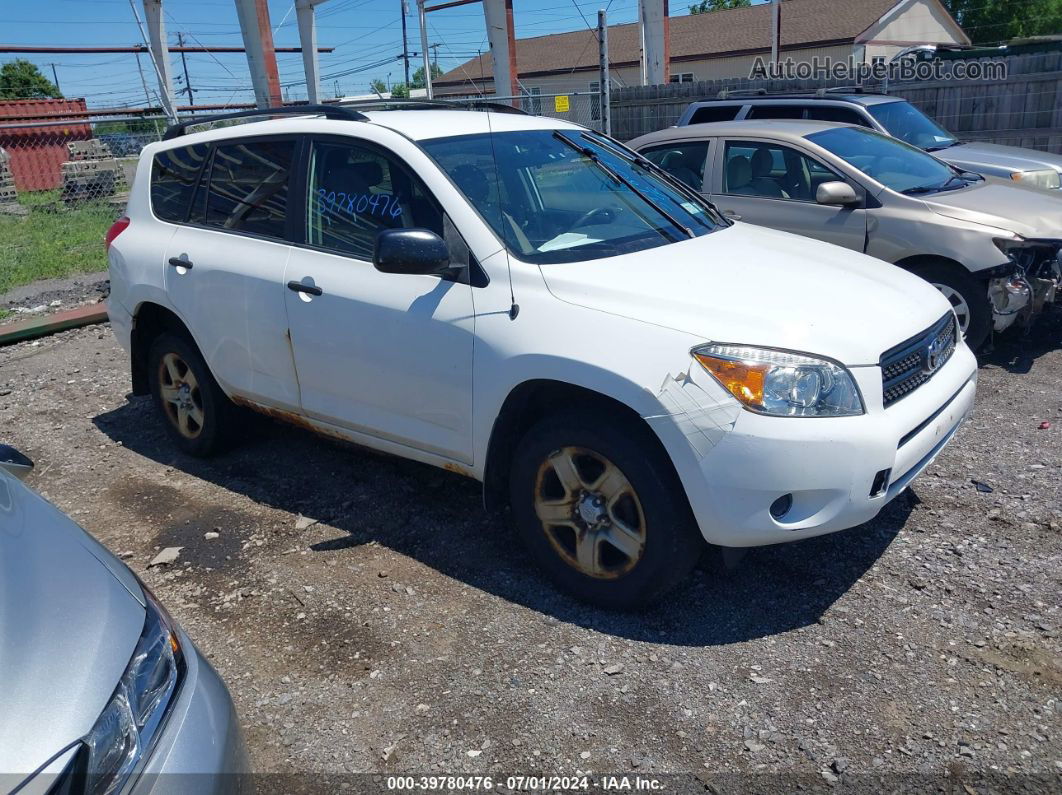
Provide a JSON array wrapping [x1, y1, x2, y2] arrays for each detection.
[[938, 141, 1062, 176], [921, 178, 1062, 241], [0, 473, 145, 780]]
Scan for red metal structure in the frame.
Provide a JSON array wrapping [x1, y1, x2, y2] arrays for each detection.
[[0, 99, 92, 191]]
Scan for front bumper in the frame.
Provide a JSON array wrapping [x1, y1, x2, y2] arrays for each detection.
[[130, 631, 250, 794], [658, 342, 977, 547]]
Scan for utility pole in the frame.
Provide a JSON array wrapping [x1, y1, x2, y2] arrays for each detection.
[[431, 43, 440, 71], [48, 63, 61, 94], [176, 32, 194, 105], [598, 9, 610, 136], [418, 0, 432, 98], [770, 0, 781, 68], [400, 0, 410, 88]]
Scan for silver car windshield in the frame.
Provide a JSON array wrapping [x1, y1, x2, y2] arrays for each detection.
[[421, 129, 720, 264], [807, 126, 972, 195], [866, 101, 958, 151]]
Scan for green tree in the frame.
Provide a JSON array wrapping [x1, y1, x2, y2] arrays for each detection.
[[390, 82, 410, 98], [0, 59, 62, 100], [369, 78, 387, 95], [689, 0, 750, 14], [410, 63, 443, 89], [942, 0, 1062, 44]]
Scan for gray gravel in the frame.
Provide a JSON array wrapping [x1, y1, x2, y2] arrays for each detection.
[[0, 313, 1059, 792], [0, 272, 108, 324]]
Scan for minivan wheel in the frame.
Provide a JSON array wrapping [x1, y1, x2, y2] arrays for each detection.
[[909, 262, 990, 350], [509, 410, 704, 609], [148, 333, 238, 457]]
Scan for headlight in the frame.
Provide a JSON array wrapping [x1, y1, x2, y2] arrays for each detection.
[[1010, 169, 1061, 190], [693, 344, 864, 417], [83, 586, 185, 795]]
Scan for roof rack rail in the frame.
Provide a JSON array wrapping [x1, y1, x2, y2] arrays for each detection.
[[715, 88, 768, 99], [333, 97, 528, 116], [817, 85, 866, 95], [162, 104, 367, 140]]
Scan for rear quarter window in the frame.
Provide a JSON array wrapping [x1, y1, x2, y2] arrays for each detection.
[[688, 105, 740, 124], [150, 144, 210, 223]]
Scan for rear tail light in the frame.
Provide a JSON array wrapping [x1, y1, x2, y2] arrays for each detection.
[[105, 216, 130, 250]]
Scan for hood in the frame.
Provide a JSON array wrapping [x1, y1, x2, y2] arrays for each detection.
[[538, 223, 951, 365], [920, 178, 1062, 240], [0, 473, 144, 780], [939, 141, 1062, 177]]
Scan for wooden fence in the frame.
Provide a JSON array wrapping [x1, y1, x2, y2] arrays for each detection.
[[609, 52, 1062, 152]]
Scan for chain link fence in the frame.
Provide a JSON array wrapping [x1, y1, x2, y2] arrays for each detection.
[[0, 117, 166, 302], [447, 91, 604, 132]]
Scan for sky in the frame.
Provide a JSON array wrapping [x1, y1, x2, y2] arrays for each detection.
[[0, 0, 747, 109]]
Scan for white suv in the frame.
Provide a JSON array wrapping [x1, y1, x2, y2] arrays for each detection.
[[107, 104, 977, 608]]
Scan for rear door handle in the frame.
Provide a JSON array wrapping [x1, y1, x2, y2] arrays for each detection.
[[287, 280, 323, 297], [168, 257, 193, 269]]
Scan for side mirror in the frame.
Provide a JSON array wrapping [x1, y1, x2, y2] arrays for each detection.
[[816, 181, 860, 207], [373, 228, 452, 276], [0, 445, 34, 481]]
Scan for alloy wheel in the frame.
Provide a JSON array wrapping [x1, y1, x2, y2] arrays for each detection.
[[931, 282, 971, 335], [158, 352, 205, 439], [533, 446, 646, 579]]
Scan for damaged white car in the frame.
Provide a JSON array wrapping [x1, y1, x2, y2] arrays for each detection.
[[108, 103, 977, 607]]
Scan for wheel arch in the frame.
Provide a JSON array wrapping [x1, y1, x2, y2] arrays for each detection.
[[481, 378, 683, 515], [129, 301, 197, 395], [894, 253, 976, 278]]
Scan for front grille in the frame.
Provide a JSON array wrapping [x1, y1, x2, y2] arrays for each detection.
[[880, 313, 957, 408]]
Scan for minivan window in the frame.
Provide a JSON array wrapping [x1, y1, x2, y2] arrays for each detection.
[[421, 129, 720, 264], [306, 140, 442, 260], [204, 139, 295, 239], [866, 100, 957, 150], [808, 126, 963, 194], [805, 106, 870, 126], [746, 105, 805, 120], [151, 143, 210, 223], [688, 105, 740, 124]]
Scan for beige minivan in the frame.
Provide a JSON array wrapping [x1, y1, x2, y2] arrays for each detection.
[[630, 120, 1062, 349]]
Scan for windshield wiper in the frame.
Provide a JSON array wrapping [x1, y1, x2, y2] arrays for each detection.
[[925, 140, 961, 152], [552, 131, 693, 239], [577, 132, 728, 226], [902, 173, 971, 195]]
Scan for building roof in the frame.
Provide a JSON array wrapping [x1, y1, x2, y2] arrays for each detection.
[[435, 0, 902, 88]]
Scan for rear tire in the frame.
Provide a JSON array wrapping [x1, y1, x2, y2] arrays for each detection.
[[508, 409, 704, 609], [147, 332, 239, 457], [909, 262, 990, 350]]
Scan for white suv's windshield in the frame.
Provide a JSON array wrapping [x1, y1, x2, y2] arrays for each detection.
[[421, 129, 722, 264], [866, 100, 958, 151], [808, 126, 977, 195]]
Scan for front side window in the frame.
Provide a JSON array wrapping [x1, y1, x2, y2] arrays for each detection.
[[204, 139, 295, 239], [306, 140, 442, 260], [807, 126, 963, 194], [722, 140, 840, 201], [746, 104, 805, 120], [421, 129, 721, 264], [640, 142, 709, 190], [805, 106, 871, 126], [150, 143, 209, 223], [866, 100, 957, 151], [689, 105, 740, 124]]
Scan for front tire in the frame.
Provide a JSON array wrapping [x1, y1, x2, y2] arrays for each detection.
[[147, 332, 239, 457], [909, 262, 991, 350], [508, 409, 704, 609]]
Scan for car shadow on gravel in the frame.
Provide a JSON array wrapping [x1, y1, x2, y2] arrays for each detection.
[[95, 397, 910, 646], [980, 310, 1062, 374]]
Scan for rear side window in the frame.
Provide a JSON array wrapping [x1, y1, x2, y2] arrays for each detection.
[[746, 104, 806, 120], [805, 106, 870, 126], [150, 144, 209, 223], [204, 139, 295, 240], [688, 105, 740, 124]]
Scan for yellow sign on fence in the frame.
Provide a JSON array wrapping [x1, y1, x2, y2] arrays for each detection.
[[554, 95, 570, 113]]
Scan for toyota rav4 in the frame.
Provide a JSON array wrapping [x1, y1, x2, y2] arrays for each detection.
[[107, 103, 977, 608]]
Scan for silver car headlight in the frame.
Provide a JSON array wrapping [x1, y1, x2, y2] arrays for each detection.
[[83, 586, 185, 795], [693, 344, 864, 417], [1010, 169, 1061, 191]]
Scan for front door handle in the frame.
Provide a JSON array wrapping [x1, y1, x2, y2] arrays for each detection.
[[287, 280, 323, 297], [168, 257, 193, 269]]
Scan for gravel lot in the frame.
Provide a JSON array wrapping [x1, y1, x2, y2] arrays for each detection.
[[1, 313, 1059, 793]]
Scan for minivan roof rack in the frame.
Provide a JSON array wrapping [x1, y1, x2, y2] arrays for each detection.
[[715, 88, 768, 99], [334, 97, 528, 115], [162, 104, 368, 140]]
